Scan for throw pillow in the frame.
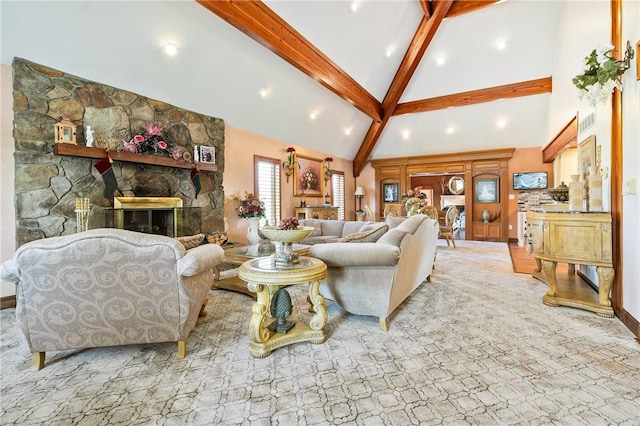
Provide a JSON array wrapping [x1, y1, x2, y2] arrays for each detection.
[[175, 233, 205, 250], [339, 223, 388, 243], [376, 228, 407, 248]]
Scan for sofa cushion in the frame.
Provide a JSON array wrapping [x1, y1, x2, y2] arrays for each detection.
[[385, 215, 406, 230], [376, 228, 407, 248], [339, 223, 388, 243], [316, 221, 343, 237], [341, 221, 370, 237], [396, 214, 426, 235], [175, 233, 205, 250], [303, 219, 323, 237], [299, 235, 341, 245]]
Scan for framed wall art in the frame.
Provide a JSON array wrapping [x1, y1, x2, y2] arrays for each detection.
[[199, 146, 215, 164], [578, 134, 596, 182], [475, 178, 499, 203], [383, 182, 399, 203], [294, 154, 324, 197]]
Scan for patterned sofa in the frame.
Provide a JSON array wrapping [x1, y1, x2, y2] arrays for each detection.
[[309, 214, 439, 331], [0, 228, 224, 370]]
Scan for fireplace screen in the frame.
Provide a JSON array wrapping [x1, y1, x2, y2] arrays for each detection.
[[105, 197, 201, 237]]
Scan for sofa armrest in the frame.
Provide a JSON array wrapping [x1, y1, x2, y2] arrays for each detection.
[[177, 244, 225, 276], [0, 259, 17, 282], [309, 242, 400, 267]]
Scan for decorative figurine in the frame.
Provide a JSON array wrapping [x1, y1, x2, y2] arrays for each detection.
[[267, 289, 294, 334], [85, 125, 94, 147]]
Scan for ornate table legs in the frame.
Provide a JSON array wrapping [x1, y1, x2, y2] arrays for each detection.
[[247, 280, 327, 358], [537, 258, 614, 318]]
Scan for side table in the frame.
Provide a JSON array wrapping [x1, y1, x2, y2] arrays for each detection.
[[238, 256, 328, 358]]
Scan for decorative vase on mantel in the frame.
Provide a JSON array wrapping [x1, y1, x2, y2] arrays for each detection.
[[246, 217, 261, 245]]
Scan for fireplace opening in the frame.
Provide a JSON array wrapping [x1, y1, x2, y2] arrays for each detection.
[[105, 197, 201, 237]]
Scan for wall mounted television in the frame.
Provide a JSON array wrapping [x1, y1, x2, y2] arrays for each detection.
[[513, 172, 548, 190]]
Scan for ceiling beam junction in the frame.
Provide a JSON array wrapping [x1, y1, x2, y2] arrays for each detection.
[[352, 0, 453, 177], [447, 0, 501, 18], [196, 0, 383, 122]]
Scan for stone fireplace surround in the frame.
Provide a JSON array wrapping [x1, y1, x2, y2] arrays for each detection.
[[12, 58, 225, 247]]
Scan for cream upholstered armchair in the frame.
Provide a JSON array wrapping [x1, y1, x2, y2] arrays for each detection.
[[0, 228, 224, 370]]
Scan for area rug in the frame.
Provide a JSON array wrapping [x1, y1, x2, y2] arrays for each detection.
[[1, 240, 639, 425]]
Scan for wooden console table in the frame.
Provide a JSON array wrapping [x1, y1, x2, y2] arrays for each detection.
[[526, 209, 614, 317]]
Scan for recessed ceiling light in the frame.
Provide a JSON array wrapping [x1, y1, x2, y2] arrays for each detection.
[[309, 111, 319, 120], [163, 43, 177, 56], [385, 46, 395, 58], [401, 130, 411, 140], [344, 127, 352, 136], [435, 56, 445, 66], [259, 88, 270, 98], [446, 126, 454, 134], [350, 1, 359, 12], [496, 40, 507, 51], [496, 118, 507, 128]]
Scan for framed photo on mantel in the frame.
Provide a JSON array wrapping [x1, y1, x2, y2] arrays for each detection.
[[199, 146, 215, 164]]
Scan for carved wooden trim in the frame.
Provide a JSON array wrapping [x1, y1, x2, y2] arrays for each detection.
[[196, 0, 382, 122], [53, 144, 217, 172], [394, 77, 552, 115], [542, 115, 577, 163]]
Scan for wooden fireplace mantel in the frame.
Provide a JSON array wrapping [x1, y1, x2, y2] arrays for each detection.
[[53, 144, 218, 172]]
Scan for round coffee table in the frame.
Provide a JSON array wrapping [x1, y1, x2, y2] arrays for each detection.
[[238, 256, 328, 358]]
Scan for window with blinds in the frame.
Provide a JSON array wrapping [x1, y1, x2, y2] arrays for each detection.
[[331, 171, 345, 220], [255, 156, 281, 227]]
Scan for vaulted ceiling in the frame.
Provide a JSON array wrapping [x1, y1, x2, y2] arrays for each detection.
[[0, 0, 563, 177]]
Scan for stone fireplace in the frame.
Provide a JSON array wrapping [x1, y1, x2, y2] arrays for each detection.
[[12, 58, 225, 246]]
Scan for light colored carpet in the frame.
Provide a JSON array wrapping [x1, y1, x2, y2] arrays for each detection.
[[1, 240, 639, 425]]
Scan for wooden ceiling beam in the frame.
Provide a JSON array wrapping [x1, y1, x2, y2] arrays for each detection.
[[419, 0, 432, 18], [447, 0, 501, 18], [393, 77, 552, 115], [196, 0, 383, 122], [542, 115, 577, 163], [353, 0, 453, 177]]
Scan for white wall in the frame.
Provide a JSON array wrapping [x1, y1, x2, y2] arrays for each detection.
[[548, 1, 640, 321], [1, 63, 16, 297]]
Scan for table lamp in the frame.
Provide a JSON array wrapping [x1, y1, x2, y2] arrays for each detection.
[[354, 186, 365, 213]]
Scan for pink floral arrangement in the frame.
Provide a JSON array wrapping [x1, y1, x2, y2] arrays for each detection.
[[121, 123, 181, 159], [233, 192, 266, 219], [278, 217, 299, 230]]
